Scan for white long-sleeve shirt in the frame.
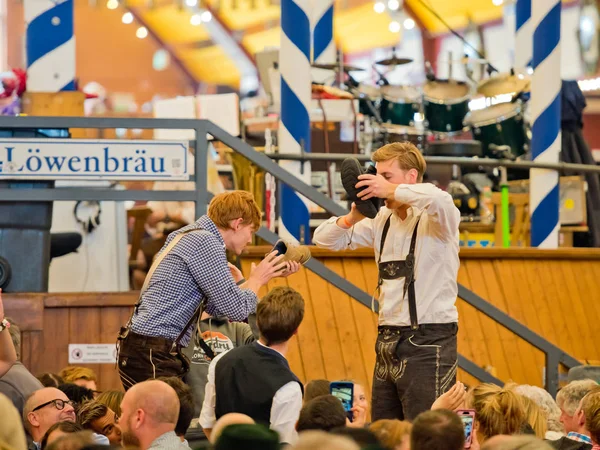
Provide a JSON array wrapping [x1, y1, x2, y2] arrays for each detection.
[[198, 344, 302, 445], [313, 183, 460, 326]]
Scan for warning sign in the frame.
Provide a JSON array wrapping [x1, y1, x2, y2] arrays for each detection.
[[68, 344, 118, 364]]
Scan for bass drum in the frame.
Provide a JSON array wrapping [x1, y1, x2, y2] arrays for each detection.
[[423, 80, 471, 134], [464, 102, 527, 158], [357, 84, 381, 118], [380, 85, 421, 126]]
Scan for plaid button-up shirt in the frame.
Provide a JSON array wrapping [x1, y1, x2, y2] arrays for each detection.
[[130, 215, 258, 346]]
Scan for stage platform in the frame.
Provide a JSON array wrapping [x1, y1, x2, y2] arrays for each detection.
[[4, 247, 600, 392]]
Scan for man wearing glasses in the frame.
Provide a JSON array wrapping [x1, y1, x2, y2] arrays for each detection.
[[23, 388, 76, 449]]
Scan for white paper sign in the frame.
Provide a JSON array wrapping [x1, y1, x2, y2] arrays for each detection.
[[69, 344, 118, 364], [0, 138, 189, 180]]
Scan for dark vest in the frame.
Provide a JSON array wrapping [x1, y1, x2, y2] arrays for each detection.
[[214, 342, 303, 425]]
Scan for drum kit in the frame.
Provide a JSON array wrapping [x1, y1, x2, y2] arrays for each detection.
[[313, 55, 533, 217]]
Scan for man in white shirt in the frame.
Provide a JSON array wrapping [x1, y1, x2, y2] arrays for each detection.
[[199, 286, 304, 445], [313, 142, 460, 421]]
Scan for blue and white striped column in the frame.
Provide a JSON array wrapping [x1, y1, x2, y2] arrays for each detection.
[[311, 0, 335, 83], [25, 0, 76, 92], [278, 0, 312, 244], [530, 0, 561, 248], [515, 0, 533, 70]]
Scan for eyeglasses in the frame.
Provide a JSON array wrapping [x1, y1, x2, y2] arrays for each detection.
[[32, 399, 75, 412]]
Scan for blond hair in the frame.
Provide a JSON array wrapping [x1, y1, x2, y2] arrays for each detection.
[[369, 419, 412, 450], [0, 393, 27, 450], [96, 390, 124, 416], [207, 190, 261, 230], [59, 366, 97, 383], [468, 383, 526, 442], [372, 142, 426, 182], [519, 395, 547, 439], [582, 387, 600, 444]]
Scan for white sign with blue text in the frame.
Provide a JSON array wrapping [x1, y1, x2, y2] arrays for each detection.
[[0, 139, 190, 180]]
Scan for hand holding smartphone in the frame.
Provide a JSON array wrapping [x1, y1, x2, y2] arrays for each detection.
[[457, 409, 476, 449], [330, 381, 354, 422]]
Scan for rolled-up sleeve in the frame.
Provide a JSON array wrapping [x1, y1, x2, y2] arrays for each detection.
[[394, 183, 460, 240], [177, 233, 258, 321], [313, 217, 375, 250]]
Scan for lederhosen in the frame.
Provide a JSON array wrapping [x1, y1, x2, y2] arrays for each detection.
[[376, 213, 421, 329]]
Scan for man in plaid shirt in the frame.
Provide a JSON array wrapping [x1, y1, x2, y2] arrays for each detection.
[[118, 191, 299, 389]]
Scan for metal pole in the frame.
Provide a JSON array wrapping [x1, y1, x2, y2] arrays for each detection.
[[195, 124, 208, 217]]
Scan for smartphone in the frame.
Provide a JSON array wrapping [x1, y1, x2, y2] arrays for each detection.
[[457, 409, 476, 449], [330, 381, 354, 422]]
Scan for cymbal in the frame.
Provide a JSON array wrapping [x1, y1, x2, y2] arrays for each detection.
[[438, 56, 488, 65], [311, 63, 365, 72], [374, 56, 413, 66], [477, 73, 531, 97]]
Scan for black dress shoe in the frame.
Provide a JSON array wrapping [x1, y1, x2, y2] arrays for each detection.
[[340, 158, 381, 219]]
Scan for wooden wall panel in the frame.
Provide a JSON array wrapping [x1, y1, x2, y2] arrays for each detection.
[[4, 248, 600, 395]]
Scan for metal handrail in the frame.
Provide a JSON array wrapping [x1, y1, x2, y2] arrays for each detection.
[[0, 115, 583, 391]]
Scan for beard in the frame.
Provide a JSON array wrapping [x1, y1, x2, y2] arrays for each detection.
[[121, 431, 140, 448]]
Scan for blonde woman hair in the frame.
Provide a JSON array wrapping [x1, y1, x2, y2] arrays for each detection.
[[96, 390, 124, 417], [0, 393, 27, 450], [519, 395, 547, 439], [372, 142, 427, 182], [58, 366, 97, 384], [505, 383, 562, 436], [467, 383, 526, 442], [369, 419, 412, 450]]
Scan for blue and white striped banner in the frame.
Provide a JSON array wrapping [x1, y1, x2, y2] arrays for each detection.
[[311, 0, 335, 84], [515, 0, 533, 70], [279, 0, 312, 243], [25, 0, 76, 92], [530, 0, 561, 248]]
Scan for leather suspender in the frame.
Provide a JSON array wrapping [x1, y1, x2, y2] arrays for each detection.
[[377, 214, 421, 330]]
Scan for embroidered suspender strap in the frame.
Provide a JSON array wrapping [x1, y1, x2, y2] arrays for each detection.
[[404, 218, 420, 330], [377, 214, 421, 330]]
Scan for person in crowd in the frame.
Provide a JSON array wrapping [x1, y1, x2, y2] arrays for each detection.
[[330, 427, 384, 449], [410, 409, 465, 450], [40, 422, 84, 450], [209, 413, 255, 444], [58, 366, 98, 391], [296, 395, 348, 432], [519, 395, 548, 439], [78, 400, 122, 445], [467, 384, 527, 448], [292, 430, 360, 450], [507, 383, 564, 439], [118, 379, 189, 450], [23, 387, 77, 449], [199, 286, 305, 445], [352, 381, 370, 425], [313, 142, 460, 421], [369, 419, 412, 450], [96, 390, 124, 417], [481, 435, 554, 450], [183, 309, 255, 423], [553, 379, 599, 449], [118, 191, 300, 388], [212, 423, 279, 450], [580, 388, 600, 450], [58, 384, 95, 410], [37, 373, 64, 389], [156, 377, 195, 443], [0, 317, 43, 415], [45, 431, 96, 450], [0, 392, 28, 450], [0, 289, 17, 378], [304, 379, 330, 404]]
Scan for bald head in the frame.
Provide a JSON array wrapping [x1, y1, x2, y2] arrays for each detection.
[[24, 388, 76, 442], [125, 380, 180, 425], [210, 413, 255, 443]]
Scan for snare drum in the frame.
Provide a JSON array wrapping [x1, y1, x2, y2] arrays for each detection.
[[380, 123, 426, 150], [423, 80, 471, 134], [380, 85, 421, 126], [463, 102, 527, 158]]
